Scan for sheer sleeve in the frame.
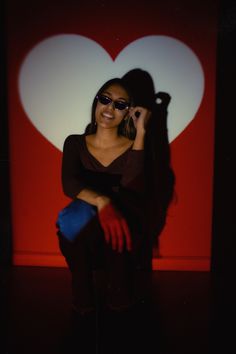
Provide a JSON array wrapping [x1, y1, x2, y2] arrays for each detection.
[[113, 149, 146, 232], [61, 135, 86, 199]]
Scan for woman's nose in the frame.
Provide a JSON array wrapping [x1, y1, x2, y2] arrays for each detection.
[[106, 101, 115, 110]]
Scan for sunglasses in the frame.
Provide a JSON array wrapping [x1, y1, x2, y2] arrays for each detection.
[[96, 94, 130, 111]]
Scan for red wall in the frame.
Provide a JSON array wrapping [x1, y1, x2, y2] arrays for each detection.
[[6, 0, 218, 270]]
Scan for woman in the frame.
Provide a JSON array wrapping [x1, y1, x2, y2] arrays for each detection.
[[57, 78, 151, 316]]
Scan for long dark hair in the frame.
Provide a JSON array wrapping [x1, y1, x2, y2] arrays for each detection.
[[122, 69, 176, 245], [84, 78, 136, 139]]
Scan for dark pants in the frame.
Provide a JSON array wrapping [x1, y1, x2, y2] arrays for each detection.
[[57, 215, 153, 312]]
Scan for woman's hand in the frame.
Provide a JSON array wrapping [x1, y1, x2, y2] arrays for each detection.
[[129, 106, 151, 135], [96, 197, 132, 253]]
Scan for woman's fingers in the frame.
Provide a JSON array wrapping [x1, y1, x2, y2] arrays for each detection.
[[115, 221, 124, 253], [111, 219, 131, 253], [98, 203, 132, 252], [129, 106, 151, 130], [101, 222, 111, 244], [109, 223, 118, 251], [121, 219, 132, 251], [103, 220, 131, 253], [108, 221, 123, 252]]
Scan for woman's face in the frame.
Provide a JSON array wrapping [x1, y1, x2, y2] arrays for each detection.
[[95, 84, 130, 129]]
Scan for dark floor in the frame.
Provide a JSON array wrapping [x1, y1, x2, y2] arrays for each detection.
[[1, 266, 235, 354]]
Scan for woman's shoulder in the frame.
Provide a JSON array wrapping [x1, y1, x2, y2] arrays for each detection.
[[64, 134, 85, 144], [63, 134, 86, 152]]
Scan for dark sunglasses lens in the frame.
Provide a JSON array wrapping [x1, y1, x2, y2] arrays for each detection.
[[114, 102, 128, 110], [98, 95, 111, 105], [97, 94, 128, 110]]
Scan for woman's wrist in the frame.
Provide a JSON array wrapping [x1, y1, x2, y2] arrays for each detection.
[[132, 130, 146, 150], [95, 195, 111, 211]]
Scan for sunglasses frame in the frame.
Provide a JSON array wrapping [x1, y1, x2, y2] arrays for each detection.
[[96, 94, 130, 111]]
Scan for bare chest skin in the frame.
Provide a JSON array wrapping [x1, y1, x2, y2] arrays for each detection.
[[85, 135, 133, 167]]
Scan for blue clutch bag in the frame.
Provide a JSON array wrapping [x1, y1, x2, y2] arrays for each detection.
[[56, 199, 97, 242]]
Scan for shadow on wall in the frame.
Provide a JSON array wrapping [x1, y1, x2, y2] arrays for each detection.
[[122, 69, 176, 257]]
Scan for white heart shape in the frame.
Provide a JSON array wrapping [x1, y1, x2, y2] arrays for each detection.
[[18, 34, 204, 151]]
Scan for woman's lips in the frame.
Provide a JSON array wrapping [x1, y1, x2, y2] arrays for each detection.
[[102, 112, 114, 120]]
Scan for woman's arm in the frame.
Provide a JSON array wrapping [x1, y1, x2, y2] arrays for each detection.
[[62, 135, 87, 198], [120, 107, 150, 190], [76, 188, 111, 211], [62, 135, 111, 210], [131, 105, 150, 149], [61, 135, 131, 252], [76, 188, 132, 252]]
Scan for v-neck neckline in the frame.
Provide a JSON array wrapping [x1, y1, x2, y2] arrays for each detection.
[[82, 135, 133, 169]]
